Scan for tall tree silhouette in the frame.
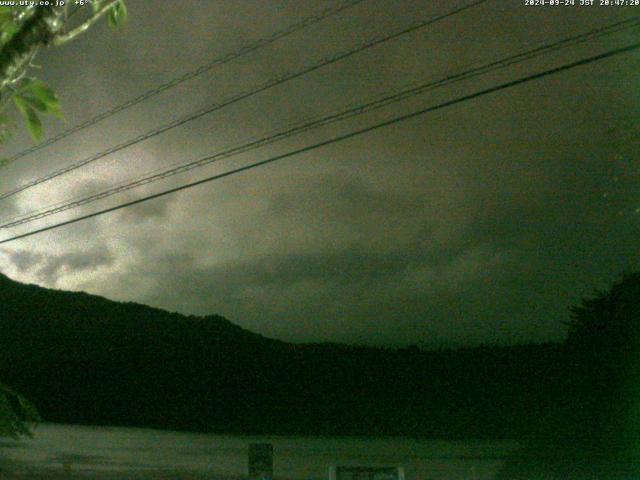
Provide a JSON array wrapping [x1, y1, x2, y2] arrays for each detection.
[[565, 271, 640, 453], [498, 272, 640, 479]]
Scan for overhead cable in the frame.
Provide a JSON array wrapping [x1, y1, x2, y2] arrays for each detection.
[[0, 0, 489, 201], [2, 17, 637, 229], [1, 41, 637, 245]]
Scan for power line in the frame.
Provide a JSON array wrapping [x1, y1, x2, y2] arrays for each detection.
[[2, 0, 367, 165], [1, 41, 637, 245], [2, 17, 637, 229], [0, 0, 489, 202]]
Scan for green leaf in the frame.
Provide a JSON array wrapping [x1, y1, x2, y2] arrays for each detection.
[[16, 94, 47, 112], [17, 80, 63, 119], [107, 0, 127, 28], [15, 394, 40, 424], [24, 80, 62, 118], [0, 20, 17, 46], [0, 8, 13, 25], [0, 7, 16, 45], [0, 392, 21, 439], [13, 95, 29, 116], [48, 102, 63, 119], [25, 108, 43, 141], [22, 79, 58, 106], [14, 97, 43, 141], [0, 383, 39, 438], [91, 1, 103, 14]]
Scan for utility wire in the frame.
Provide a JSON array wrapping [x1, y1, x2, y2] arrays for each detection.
[[0, 0, 489, 202], [1, 0, 367, 165], [1, 41, 637, 245], [2, 17, 637, 229]]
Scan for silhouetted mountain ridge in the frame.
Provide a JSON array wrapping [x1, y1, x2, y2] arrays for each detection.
[[0, 272, 566, 438], [0, 271, 266, 342]]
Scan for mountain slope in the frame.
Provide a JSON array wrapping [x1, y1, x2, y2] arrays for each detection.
[[0, 272, 565, 438]]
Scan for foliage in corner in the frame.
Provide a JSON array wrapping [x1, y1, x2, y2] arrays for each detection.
[[0, 1, 126, 150], [0, 1, 127, 439], [0, 382, 40, 438], [12, 77, 61, 141], [104, 0, 127, 29]]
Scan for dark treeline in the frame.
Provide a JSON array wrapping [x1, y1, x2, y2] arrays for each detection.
[[0, 272, 564, 438], [0, 271, 636, 461], [496, 272, 640, 478]]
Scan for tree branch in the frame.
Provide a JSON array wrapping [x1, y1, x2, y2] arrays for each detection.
[[52, 1, 120, 46], [0, 6, 65, 91]]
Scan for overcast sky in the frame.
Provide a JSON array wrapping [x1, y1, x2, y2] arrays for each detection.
[[0, 0, 638, 347]]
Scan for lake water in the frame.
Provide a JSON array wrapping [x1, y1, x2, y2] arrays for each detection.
[[0, 424, 520, 479]]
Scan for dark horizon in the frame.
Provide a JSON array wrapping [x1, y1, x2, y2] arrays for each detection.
[[0, 269, 571, 438], [0, 268, 573, 350]]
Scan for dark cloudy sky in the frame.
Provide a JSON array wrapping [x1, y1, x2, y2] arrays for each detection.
[[0, 0, 638, 346]]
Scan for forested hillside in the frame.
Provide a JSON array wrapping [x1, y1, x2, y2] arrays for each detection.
[[1, 272, 566, 438]]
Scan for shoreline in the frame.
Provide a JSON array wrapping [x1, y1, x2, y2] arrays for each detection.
[[0, 467, 248, 479]]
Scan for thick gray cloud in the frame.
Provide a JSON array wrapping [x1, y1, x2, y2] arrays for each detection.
[[0, 0, 638, 346], [4, 248, 114, 286]]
